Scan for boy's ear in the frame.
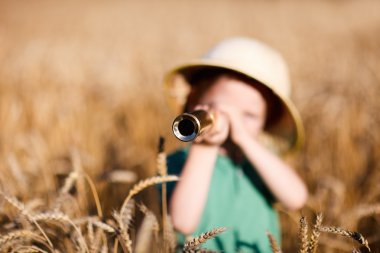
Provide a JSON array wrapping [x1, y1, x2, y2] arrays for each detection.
[[167, 74, 191, 113]]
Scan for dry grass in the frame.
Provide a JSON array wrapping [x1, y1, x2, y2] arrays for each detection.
[[0, 0, 380, 252]]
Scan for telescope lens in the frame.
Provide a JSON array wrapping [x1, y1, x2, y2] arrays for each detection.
[[178, 119, 195, 136]]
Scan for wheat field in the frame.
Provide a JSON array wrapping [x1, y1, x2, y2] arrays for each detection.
[[0, 1, 379, 252]]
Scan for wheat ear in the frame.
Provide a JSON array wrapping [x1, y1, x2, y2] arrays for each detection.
[[319, 226, 370, 252], [92, 221, 116, 233], [183, 227, 226, 250], [112, 199, 135, 253], [0, 230, 46, 250], [120, 197, 135, 231], [31, 210, 89, 252], [60, 170, 79, 194], [113, 211, 133, 253], [9, 245, 48, 253], [182, 249, 217, 253], [308, 213, 323, 253], [299, 216, 309, 253], [135, 204, 159, 253], [139, 203, 160, 239], [266, 231, 282, 253], [0, 191, 54, 248]]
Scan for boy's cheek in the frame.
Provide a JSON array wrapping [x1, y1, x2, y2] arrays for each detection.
[[245, 121, 265, 136]]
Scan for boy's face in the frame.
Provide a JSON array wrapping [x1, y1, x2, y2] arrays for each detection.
[[194, 74, 267, 138]]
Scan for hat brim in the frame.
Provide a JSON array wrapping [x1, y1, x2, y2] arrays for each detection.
[[164, 60, 304, 153]]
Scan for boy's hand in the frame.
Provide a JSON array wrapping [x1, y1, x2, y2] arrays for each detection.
[[214, 104, 259, 147], [193, 103, 263, 148], [193, 105, 229, 146]]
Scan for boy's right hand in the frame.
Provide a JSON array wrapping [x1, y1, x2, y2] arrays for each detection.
[[193, 105, 229, 146]]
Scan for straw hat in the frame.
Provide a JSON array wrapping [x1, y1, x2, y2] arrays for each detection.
[[164, 37, 304, 152]]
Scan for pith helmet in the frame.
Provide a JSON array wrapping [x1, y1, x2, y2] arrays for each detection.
[[164, 37, 304, 152]]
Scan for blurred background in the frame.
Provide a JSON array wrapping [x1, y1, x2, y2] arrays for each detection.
[[0, 0, 379, 252]]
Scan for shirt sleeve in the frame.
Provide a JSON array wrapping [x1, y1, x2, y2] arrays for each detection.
[[242, 160, 276, 205]]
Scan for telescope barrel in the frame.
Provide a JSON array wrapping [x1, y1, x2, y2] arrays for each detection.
[[172, 110, 214, 142]]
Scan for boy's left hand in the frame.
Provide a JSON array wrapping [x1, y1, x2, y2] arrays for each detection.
[[214, 104, 261, 147]]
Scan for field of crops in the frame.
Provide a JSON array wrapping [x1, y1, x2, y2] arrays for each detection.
[[0, 1, 379, 252]]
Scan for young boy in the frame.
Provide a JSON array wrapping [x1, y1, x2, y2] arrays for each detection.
[[164, 37, 308, 252]]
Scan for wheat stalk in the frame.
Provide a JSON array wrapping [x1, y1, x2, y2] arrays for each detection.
[[157, 137, 170, 253], [354, 203, 380, 219], [120, 175, 179, 213], [164, 215, 177, 253], [83, 172, 103, 218], [135, 205, 158, 253], [6, 153, 28, 194], [183, 227, 226, 250], [101, 243, 108, 253], [70, 149, 89, 218], [157, 137, 167, 177], [90, 228, 104, 253], [139, 203, 160, 239]]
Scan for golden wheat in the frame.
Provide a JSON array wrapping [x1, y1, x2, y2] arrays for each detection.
[[266, 231, 282, 253], [183, 227, 227, 251], [308, 213, 323, 253], [164, 215, 177, 253], [0, 1, 380, 252], [319, 226, 370, 252], [298, 216, 308, 253], [112, 211, 133, 253], [0, 191, 54, 248], [9, 245, 49, 253], [92, 220, 116, 234], [120, 175, 179, 213], [0, 230, 47, 251], [135, 204, 159, 253]]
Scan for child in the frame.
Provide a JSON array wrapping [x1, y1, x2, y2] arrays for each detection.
[[164, 37, 308, 252]]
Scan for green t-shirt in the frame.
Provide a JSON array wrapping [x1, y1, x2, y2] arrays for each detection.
[[166, 148, 281, 253]]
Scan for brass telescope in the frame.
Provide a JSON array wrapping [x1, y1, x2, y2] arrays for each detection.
[[172, 110, 214, 142]]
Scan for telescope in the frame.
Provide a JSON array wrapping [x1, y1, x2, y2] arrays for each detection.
[[172, 110, 214, 142]]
